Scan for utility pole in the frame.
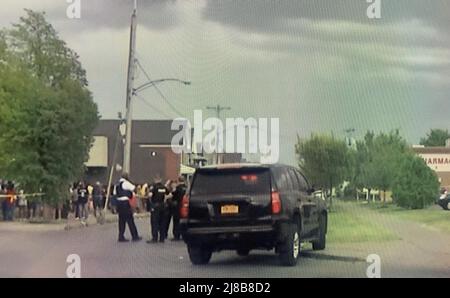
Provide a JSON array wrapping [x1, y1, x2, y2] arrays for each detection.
[[207, 104, 231, 164], [123, 0, 138, 174]]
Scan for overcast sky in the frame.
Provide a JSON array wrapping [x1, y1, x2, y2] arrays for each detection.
[[1, 0, 450, 165]]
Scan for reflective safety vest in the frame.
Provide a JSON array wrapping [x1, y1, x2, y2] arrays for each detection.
[[116, 181, 132, 200]]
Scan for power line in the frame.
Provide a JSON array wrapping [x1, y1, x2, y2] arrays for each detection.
[[135, 58, 185, 118], [135, 93, 171, 118], [206, 105, 231, 118], [134, 53, 187, 100], [135, 93, 173, 119], [135, 52, 190, 107]]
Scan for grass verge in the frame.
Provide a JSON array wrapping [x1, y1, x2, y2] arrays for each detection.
[[327, 202, 398, 243], [362, 201, 450, 234]]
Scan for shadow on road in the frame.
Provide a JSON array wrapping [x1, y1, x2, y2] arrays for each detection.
[[300, 251, 365, 263], [209, 249, 365, 267], [211, 253, 279, 266]]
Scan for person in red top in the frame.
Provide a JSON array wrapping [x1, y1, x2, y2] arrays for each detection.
[[5, 182, 16, 221], [1, 181, 6, 221]]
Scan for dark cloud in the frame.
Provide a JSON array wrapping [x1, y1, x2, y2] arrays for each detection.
[[202, 0, 450, 32], [203, 0, 366, 32], [48, 0, 179, 33], [203, 0, 450, 79]]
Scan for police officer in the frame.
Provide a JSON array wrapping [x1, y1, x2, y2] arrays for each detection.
[[116, 173, 142, 242], [167, 176, 187, 241], [146, 176, 169, 243], [163, 180, 176, 238]]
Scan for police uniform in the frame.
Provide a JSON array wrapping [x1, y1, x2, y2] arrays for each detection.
[[148, 182, 169, 242], [167, 182, 186, 240], [116, 178, 140, 242]]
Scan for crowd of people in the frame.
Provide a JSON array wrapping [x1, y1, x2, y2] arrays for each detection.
[[70, 181, 107, 222], [1, 174, 189, 244], [0, 180, 39, 221], [114, 173, 187, 243], [0, 179, 107, 222]]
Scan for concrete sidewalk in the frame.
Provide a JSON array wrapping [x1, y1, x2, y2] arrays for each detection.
[[0, 212, 149, 232]]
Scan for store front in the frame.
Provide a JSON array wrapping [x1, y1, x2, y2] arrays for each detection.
[[413, 146, 450, 188]]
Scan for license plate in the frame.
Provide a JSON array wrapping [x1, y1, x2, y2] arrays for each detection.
[[221, 204, 239, 214]]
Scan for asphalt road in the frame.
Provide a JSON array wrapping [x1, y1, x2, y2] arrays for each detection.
[[0, 208, 449, 278]]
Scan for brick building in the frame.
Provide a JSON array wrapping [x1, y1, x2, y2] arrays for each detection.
[[413, 142, 450, 188], [85, 119, 184, 185], [85, 119, 243, 185]]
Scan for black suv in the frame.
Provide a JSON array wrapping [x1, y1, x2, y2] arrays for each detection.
[[180, 163, 328, 266]]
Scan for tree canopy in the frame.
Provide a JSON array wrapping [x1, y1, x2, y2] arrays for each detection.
[[393, 153, 440, 209], [420, 129, 450, 147], [296, 130, 440, 209], [364, 131, 408, 201], [295, 134, 350, 206], [0, 10, 99, 204]]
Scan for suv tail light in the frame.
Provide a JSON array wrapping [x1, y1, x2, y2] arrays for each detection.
[[180, 194, 190, 219], [271, 191, 281, 214], [241, 175, 258, 181]]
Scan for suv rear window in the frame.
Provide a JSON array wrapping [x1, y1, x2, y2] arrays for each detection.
[[272, 167, 294, 191], [191, 168, 271, 195]]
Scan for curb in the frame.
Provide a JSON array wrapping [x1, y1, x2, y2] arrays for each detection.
[[0, 213, 149, 232], [64, 213, 149, 230]]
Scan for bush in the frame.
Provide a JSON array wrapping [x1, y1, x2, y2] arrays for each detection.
[[392, 154, 440, 209], [343, 183, 357, 199], [335, 187, 343, 199]]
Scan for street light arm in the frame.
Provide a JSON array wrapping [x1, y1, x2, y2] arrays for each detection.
[[133, 78, 191, 94]]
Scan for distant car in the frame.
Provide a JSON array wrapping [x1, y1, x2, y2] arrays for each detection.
[[180, 163, 328, 266], [437, 193, 450, 211]]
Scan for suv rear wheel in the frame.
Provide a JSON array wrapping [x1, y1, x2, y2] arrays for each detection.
[[312, 214, 327, 250], [187, 245, 212, 265], [279, 223, 300, 266]]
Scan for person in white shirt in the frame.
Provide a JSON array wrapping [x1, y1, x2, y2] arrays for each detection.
[[116, 173, 142, 242], [17, 190, 27, 220]]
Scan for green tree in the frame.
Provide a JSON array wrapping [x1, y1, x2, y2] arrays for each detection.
[[347, 138, 372, 201], [296, 134, 350, 207], [351, 130, 408, 204], [367, 131, 408, 205], [420, 129, 450, 147], [8, 9, 88, 88], [0, 10, 98, 206], [392, 153, 440, 209], [351, 131, 376, 202]]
